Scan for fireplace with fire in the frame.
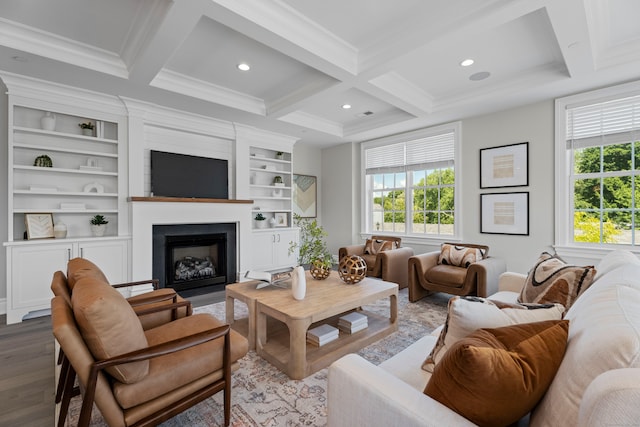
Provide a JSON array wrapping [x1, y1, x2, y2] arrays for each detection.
[[152, 223, 237, 295]]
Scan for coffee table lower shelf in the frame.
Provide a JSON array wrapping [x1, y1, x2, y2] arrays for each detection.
[[257, 309, 397, 379]]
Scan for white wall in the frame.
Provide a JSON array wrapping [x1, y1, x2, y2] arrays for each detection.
[[292, 143, 323, 223], [320, 100, 555, 273]]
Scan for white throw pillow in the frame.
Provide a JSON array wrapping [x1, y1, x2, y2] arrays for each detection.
[[422, 296, 565, 372], [593, 249, 640, 282]]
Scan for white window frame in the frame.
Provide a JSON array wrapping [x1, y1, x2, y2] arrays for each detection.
[[555, 79, 640, 260], [360, 122, 462, 244]]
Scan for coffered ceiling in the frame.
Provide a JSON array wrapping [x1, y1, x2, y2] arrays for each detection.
[[0, 0, 639, 147]]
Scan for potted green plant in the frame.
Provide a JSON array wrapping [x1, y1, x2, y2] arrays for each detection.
[[275, 151, 284, 160], [90, 214, 108, 237], [273, 175, 284, 187], [254, 212, 268, 229], [289, 214, 333, 279], [79, 121, 95, 136]]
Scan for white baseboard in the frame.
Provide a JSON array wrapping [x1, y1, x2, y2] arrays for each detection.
[[0, 298, 6, 315]]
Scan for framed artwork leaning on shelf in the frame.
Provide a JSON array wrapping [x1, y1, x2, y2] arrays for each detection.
[[24, 213, 55, 239]]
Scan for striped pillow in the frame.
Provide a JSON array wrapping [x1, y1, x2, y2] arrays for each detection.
[[438, 244, 486, 268]]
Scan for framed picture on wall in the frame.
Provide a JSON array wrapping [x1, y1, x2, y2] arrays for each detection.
[[480, 142, 529, 188], [24, 213, 55, 239], [292, 174, 317, 218], [480, 192, 529, 235]]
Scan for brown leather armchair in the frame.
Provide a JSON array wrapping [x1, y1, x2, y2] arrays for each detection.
[[52, 273, 249, 427], [51, 258, 195, 416], [408, 243, 506, 302], [339, 236, 414, 289]]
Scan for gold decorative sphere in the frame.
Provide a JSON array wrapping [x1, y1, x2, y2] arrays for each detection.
[[338, 255, 367, 284], [309, 260, 331, 280]]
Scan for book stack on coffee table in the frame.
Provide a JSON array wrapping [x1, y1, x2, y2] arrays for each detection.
[[306, 324, 339, 346], [337, 312, 368, 334]]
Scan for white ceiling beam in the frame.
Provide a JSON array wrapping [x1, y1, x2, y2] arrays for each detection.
[[126, 0, 206, 84], [545, 0, 595, 77]]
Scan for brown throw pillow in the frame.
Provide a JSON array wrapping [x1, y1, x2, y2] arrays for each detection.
[[364, 239, 393, 255], [424, 320, 569, 427], [438, 244, 485, 267], [422, 296, 565, 372], [72, 276, 149, 384], [519, 252, 596, 313], [67, 257, 110, 290]]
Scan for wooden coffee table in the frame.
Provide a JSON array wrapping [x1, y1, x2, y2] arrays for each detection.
[[250, 271, 397, 379]]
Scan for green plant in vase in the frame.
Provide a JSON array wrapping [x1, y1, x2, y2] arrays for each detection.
[[289, 214, 333, 279], [90, 214, 108, 237]]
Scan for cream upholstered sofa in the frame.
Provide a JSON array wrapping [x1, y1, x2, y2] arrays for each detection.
[[327, 249, 640, 427]]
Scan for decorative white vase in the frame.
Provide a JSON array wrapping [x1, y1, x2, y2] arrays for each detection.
[[291, 266, 306, 300], [53, 222, 67, 238], [40, 112, 56, 131], [91, 224, 106, 237]]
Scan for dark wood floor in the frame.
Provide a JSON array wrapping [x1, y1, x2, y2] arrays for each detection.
[[0, 290, 225, 426]]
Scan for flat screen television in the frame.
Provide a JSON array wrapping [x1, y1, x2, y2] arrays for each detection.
[[150, 150, 229, 199]]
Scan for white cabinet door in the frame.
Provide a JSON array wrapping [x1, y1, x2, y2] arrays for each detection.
[[79, 240, 129, 283], [5, 238, 131, 324], [251, 232, 277, 271], [7, 243, 72, 324], [273, 229, 298, 267], [250, 229, 299, 271]]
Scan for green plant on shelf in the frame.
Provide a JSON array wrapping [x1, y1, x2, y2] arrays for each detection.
[[254, 213, 266, 221], [90, 214, 108, 225], [78, 122, 95, 130], [33, 154, 52, 167]]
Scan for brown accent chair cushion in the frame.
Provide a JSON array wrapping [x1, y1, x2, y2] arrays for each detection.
[[438, 243, 486, 267], [72, 276, 150, 384], [519, 252, 596, 313], [113, 313, 249, 409], [67, 257, 109, 290], [424, 320, 569, 427], [423, 295, 565, 372]]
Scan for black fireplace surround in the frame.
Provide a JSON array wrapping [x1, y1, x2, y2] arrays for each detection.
[[152, 223, 237, 296]]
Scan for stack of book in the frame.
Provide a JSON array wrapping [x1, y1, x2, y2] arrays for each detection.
[[306, 324, 339, 346], [337, 312, 368, 334]]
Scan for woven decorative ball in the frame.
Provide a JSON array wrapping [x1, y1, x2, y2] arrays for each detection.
[[338, 255, 367, 284], [309, 261, 331, 280]]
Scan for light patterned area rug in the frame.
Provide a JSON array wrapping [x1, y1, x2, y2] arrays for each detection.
[[67, 288, 449, 426]]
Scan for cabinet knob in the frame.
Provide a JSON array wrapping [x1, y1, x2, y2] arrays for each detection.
[[67, 248, 71, 261]]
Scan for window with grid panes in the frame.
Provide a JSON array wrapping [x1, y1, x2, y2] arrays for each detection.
[[362, 123, 460, 239], [557, 85, 640, 247]]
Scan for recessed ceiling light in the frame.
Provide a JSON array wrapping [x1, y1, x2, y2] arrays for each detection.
[[342, 104, 352, 109], [460, 59, 474, 67], [237, 63, 250, 71], [469, 71, 491, 81]]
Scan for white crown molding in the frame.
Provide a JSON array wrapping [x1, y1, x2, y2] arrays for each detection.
[[233, 122, 299, 148], [0, 17, 128, 79], [150, 69, 266, 116], [119, 96, 235, 139], [344, 110, 414, 137], [278, 111, 343, 137], [207, 0, 358, 75], [0, 70, 126, 116]]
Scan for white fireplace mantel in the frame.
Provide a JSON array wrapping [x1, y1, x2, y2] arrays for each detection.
[[129, 197, 253, 291]]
